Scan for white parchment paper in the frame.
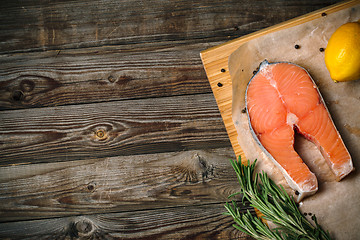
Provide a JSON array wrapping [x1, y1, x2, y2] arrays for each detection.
[[229, 5, 360, 239]]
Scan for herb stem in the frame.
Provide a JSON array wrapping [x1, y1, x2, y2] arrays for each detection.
[[225, 157, 332, 240]]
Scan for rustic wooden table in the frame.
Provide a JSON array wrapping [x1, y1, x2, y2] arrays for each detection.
[[0, 1, 339, 239]]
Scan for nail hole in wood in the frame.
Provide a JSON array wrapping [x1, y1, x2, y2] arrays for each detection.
[[217, 82, 223, 87], [321, 12, 327, 17], [87, 184, 95, 192], [220, 68, 226, 73]]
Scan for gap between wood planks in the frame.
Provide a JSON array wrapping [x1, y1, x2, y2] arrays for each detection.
[[0, 201, 254, 224], [0, 0, 336, 55], [0, 201, 254, 240], [0, 148, 253, 239], [0, 94, 231, 165], [0, 148, 242, 221]]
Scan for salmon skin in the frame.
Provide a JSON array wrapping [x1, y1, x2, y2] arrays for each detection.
[[246, 60, 354, 201]]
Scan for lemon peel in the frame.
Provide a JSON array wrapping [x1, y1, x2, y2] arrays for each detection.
[[324, 21, 360, 82]]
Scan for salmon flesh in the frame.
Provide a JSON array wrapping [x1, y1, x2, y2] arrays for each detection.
[[246, 60, 354, 201]]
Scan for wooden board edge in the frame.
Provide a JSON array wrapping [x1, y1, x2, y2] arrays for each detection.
[[200, 0, 360, 163], [199, 54, 245, 161], [200, 0, 359, 59]]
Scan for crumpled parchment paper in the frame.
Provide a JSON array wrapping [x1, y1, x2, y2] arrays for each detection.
[[229, 5, 360, 239]]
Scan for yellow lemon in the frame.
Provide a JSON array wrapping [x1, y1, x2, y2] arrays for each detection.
[[324, 21, 360, 82]]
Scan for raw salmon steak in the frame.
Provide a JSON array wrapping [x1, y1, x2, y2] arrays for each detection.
[[246, 60, 354, 201]]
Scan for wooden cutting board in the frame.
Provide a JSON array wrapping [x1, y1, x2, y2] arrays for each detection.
[[200, 0, 360, 162]]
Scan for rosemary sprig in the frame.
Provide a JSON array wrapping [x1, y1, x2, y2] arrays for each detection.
[[225, 157, 332, 240]]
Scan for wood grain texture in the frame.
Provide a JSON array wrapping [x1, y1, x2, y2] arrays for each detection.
[[0, 203, 254, 240], [0, 148, 239, 222], [0, 94, 232, 165], [0, 43, 212, 110], [0, 0, 338, 54], [0, 0, 338, 110]]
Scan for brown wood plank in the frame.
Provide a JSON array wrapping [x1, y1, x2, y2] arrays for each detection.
[[0, 148, 240, 222], [0, 93, 233, 165], [0, 0, 340, 110], [0, 203, 254, 240], [0, 43, 211, 110], [0, 0, 338, 54], [0, 0, 339, 111]]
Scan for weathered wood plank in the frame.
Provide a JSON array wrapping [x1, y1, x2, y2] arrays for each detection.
[[0, 0, 337, 54], [0, 43, 211, 110], [0, 93, 232, 165], [0, 203, 254, 240], [0, 148, 240, 222], [0, 0, 338, 110]]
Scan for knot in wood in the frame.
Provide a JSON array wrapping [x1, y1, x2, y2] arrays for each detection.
[[87, 182, 96, 192], [171, 153, 207, 183], [75, 220, 93, 235], [12, 90, 24, 102], [95, 129, 107, 140], [108, 75, 116, 83], [20, 79, 35, 92], [69, 217, 95, 238]]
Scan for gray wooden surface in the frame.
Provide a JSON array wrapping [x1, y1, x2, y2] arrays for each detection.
[[0, 0, 338, 239]]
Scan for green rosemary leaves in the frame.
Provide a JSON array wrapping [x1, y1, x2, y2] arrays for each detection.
[[225, 157, 331, 240]]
